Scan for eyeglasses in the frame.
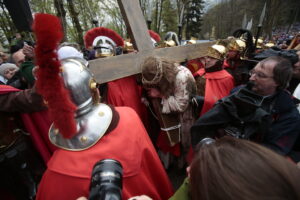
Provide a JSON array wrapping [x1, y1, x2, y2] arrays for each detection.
[[249, 70, 273, 79]]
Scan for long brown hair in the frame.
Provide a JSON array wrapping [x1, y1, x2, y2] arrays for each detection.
[[190, 136, 300, 200], [141, 56, 179, 98]]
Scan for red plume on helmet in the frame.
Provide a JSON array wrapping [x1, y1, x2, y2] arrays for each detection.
[[84, 27, 124, 49], [148, 30, 161, 42], [33, 13, 77, 139]]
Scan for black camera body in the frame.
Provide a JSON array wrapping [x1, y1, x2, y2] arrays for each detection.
[[89, 159, 123, 200]]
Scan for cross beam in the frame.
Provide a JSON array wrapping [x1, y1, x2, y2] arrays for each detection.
[[89, 0, 213, 84]]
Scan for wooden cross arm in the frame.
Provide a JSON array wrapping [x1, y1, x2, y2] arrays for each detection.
[[89, 41, 214, 83]]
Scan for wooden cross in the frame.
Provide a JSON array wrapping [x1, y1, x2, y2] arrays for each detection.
[[89, 0, 214, 84]]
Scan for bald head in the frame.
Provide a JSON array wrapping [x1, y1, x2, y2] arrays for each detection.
[[12, 49, 25, 67]]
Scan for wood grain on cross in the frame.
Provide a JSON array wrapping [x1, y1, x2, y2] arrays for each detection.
[[89, 0, 214, 84]]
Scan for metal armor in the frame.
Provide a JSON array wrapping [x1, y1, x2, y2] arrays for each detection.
[[49, 57, 113, 151]]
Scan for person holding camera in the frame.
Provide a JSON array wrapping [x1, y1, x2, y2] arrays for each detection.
[[191, 56, 300, 162]]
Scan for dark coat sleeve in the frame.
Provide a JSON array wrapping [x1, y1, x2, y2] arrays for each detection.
[[263, 107, 300, 155], [0, 86, 46, 113]]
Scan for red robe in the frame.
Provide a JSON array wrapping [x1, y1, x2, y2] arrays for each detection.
[[107, 76, 148, 125], [194, 68, 235, 115], [0, 85, 55, 164], [36, 107, 174, 200]]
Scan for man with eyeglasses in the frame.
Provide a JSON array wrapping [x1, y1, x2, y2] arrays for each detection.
[[192, 56, 300, 162]]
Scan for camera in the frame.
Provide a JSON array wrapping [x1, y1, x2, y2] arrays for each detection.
[[89, 159, 123, 200]]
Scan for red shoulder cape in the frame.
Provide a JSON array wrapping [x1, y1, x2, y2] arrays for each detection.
[[36, 107, 173, 200], [194, 69, 235, 115]]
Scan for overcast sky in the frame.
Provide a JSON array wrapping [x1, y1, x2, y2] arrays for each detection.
[[204, 0, 218, 12]]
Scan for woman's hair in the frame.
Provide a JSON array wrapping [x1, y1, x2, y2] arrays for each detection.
[[141, 56, 179, 98], [190, 136, 300, 200]]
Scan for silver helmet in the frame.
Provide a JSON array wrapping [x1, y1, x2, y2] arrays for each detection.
[[49, 57, 113, 151], [164, 31, 179, 47]]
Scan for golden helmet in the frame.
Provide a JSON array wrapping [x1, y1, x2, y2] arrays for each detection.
[[253, 37, 264, 49], [123, 40, 134, 52], [186, 37, 197, 45], [226, 37, 246, 52], [264, 42, 275, 48], [163, 40, 177, 47], [206, 44, 227, 60]]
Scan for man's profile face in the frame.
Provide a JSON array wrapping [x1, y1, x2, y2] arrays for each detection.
[[12, 50, 25, 67], [227, 50, 239, 59], [249, 60, 278, 96], [293, 51, 300, 79], [204, 56, 219, 69]]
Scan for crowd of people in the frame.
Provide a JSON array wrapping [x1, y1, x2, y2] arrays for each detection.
[[1, 12, 300, 200]]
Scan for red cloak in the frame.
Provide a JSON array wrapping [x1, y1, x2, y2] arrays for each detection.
[[107, 75, 148, 125], [36, 107, 174, 200], [194, 68, 235, 115]]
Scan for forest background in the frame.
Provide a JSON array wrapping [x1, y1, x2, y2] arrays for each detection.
[[0, 0, 299, 49]]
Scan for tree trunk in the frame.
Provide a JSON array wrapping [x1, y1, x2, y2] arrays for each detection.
[[66, 0, 84, 46], [154, 0, 159, 32], [54, 0, 67, 41], [78, 0, 89, 31], [0, 3, 16, 42], [157, 0, 164, 34]]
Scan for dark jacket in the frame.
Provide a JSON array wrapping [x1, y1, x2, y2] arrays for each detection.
[[191, 86, 300, 160]]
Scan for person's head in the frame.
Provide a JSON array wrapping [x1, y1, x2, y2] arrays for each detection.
[[0, 63, 18, 80], [0, 52, 8, 64], [148, 30, 161, 47], [292, 50, 300, 79], [83, 27, 124, 59], [190, 136, 300, 200], [225, 37, 245, 59], [163, 31, 179, 47], [12, 49, 25, 67], [204, 56, 221, 69], [57, 46, 83, 60], [141, 56, 179, 98], [204, 44, 226, 69], [249, 56, 292, 96]]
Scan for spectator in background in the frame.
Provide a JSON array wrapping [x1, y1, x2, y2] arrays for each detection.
[[288, 50, 300, 93], [0, 51, 9, 64], [187, 137, 300, 200], [10, 44, 36, 89], [0, 63, 18, 84], [12, 49, 25, 67], [191, 56, 300, 162]]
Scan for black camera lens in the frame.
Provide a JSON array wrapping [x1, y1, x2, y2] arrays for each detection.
[[89, 159, 123, 200]]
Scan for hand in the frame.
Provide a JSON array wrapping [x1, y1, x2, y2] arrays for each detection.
[[128, 195, 153, 200], [141, 97, 150, 106], [147, 88, 163, 98], [23, 44, 35, 59], [76, 197, 87, 200], [32, 66, 39, 80], [186, 166, 191, 178]]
